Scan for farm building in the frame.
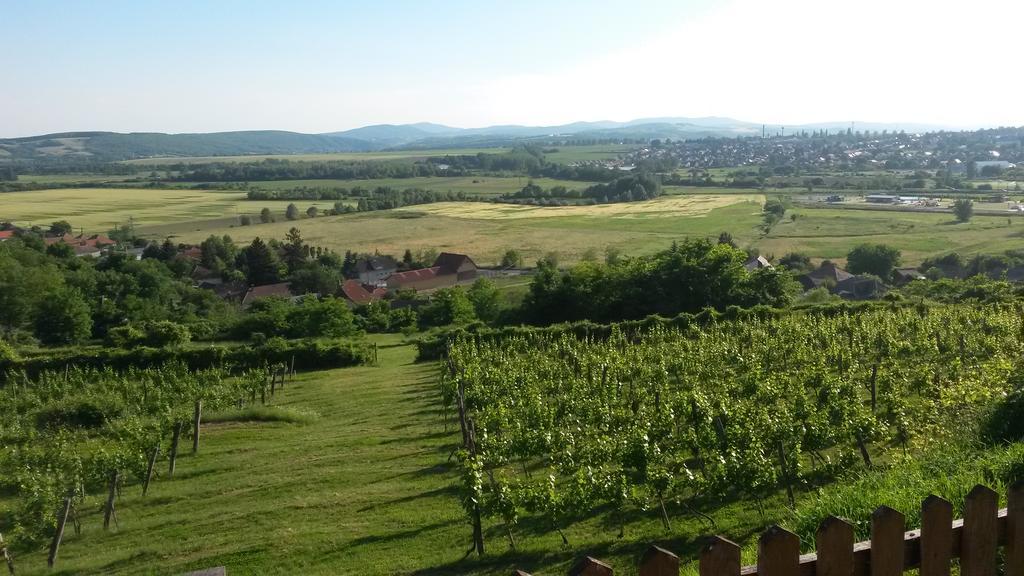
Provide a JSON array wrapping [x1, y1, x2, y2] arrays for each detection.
[[241, 282, 295, 308], [340, 279, 387, 306], [798, 261, 852, 291], [355, 255, 399, 285], [744, 255, 772, 271], [386, 252, 478, 292]]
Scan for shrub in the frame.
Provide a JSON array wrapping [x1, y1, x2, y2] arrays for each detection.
[[981, 389, 1024, 444], [142, 320, 191, 347], [106, 325, 144, 348]]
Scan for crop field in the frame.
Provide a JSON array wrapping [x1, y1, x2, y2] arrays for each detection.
[[537, 144, 634, 164], [0, 188, 347, 231], [157, 194, 767, 265]]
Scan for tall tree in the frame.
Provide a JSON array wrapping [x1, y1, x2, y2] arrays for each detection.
[[237, 237, 283, 285], [846, 244, 901, 278], [952, 198, 974, 222]]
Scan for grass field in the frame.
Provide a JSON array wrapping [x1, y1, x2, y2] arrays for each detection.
[[0, 188, 347, 231], [155, 194, 767, 265], [4, 337, 786, 575]]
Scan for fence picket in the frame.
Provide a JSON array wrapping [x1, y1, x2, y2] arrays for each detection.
[[757, 525, 800, 576], [1009, 482, 1024, 576], [700, 535, 740, 576], [638, 545, 678, 576], [569, 556, 613, 576], [816, 515, 854, 576], [920, 495, 952, 576], [870, 506, 904, 576], [962, 485, 998, 576]]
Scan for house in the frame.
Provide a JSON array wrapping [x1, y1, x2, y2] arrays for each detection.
[[0, 230, 15, 242], [340, 279, 387, 306], [893, 268, 925, 285], [386, 252, 478, 292], [744, 255, 772, 271], [799, 262, 853, 291], [241, 282, 295, 308], [355, 255, 399, 285], [180, 246, 203, 261], [44, 233, 116, 257], [833, 275, 886, 300]]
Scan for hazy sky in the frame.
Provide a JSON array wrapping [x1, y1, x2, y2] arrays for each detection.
[[2, 0, 1023, 137]]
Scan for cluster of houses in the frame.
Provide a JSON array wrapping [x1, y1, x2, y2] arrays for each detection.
[[745, 255, 926, 300], [237, 252, 480, 308], [0, 226, 119, 257]]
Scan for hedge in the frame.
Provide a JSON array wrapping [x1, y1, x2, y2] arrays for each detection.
[[1, 338, 374, 381]]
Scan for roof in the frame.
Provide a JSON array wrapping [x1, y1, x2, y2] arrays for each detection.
[[0, 231, 14, 240], [241, 282, 293, 306], [356, 255, 398, 273], [388, 266, 442, 285], [894, 268, 925, 281], [744, 255, 772, 271], [340, 280, 387, 305], [181, 246, 203, 260], [801, 262, 853, 288], [434, 252, 476, 274]]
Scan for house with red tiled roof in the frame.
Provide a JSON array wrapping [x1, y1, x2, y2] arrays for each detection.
[[0, 230, 15, 241], [241, 282, 295, 308], [45, 233, 116, 257], [340, 279, 388, 306], [385, 252, 478, 292]]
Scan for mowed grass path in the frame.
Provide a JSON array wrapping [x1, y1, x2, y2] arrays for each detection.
[[13, 338, 469, 575]]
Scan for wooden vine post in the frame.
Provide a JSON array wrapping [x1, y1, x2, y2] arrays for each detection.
[[192, 399, 203, 454], [455, 379, 484, 557], [47, 494, 73, 569], [103, 470, 119, 531], [143, 444, 160, 496], [0, 532, 14, 575], [169, 421, 183, 477]]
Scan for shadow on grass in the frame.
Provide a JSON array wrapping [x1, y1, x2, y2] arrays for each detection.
[[357, 485, 459, 512]]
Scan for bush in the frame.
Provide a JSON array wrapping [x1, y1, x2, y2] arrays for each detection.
[[34, 395, 123, 430], [981, 390, 1024, 444], [0, 339, 19, 363], [142, 320, 191, 347], [106, 325, 144, 348]]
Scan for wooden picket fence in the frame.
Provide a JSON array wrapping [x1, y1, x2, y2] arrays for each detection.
[[515, 483, 1024, 575]]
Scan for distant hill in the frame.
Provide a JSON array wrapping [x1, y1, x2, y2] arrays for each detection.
[[0, 130, 375, 162], [0, 118, 958, 163]]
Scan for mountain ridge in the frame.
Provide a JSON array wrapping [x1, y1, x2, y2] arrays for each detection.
[[0, 117, 965, 162]]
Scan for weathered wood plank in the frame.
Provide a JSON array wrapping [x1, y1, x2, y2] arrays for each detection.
[[702, 536, 741, 576], [962, 485, 998, 576], [870, 506, 904, 576], [816, 515, 854, 576], [1008, 482, 1024, 576], [569, 556, 613, 576], [639, 545, 678, 576], [758, 525, 800, 576], [920, 494, 952, 576]]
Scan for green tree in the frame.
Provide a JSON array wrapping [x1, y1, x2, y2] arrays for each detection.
[[49, 220, 73, 236], [35, 287, 92, 345], [306, 206, 318, 218], [846, 244, 901, 279], [286, 203, 300, 221], [421, 287, 476, 327], [500, 249, 522, 268], [239, 214, 252, 226], [260, 207, 274, 223], [236, 237, 283, 285], [952, 198, 973, 222], [282, 227, 307, 273], [467, 278, 501, 323], [290, 265, 340, 295]]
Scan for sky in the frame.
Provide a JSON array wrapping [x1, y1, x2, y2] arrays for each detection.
[[2, 0, 1023, 137]]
